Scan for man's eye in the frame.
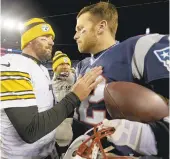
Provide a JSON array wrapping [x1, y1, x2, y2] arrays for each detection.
[[77, 27, 83, 32], [41, 38, 47, 41], [80, 28, 86, 34]]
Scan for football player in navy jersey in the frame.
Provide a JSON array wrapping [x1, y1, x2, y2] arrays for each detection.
[[72, 1, 169, 158]]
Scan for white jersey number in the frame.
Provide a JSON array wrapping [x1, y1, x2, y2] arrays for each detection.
[[78, 76, 106, 125]]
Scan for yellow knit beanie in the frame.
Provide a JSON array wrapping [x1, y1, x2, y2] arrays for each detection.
[[21, 18, 55, 50], [52, 51, 71, 72]]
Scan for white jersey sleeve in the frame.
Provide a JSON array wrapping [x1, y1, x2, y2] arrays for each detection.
[[0, 54, 37, 109]]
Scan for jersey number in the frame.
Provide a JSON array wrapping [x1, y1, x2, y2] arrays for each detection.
[[79, 77, 106, 125]]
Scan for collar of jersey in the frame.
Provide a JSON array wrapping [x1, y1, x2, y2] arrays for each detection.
[[22, 53, 41, 65], [93, 41, 119, 59], [93, 49, 107, 59]]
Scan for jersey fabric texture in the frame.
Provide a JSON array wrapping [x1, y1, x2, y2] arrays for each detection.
[[0, 53, 56, 158]]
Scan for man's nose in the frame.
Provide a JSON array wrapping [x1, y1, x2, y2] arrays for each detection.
[[48, 36, 54, 46], [74, 32, 79, 40], [49, 39, 54, 46]]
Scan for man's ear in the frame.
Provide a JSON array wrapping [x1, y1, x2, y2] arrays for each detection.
[[97, 20, 107, 34]]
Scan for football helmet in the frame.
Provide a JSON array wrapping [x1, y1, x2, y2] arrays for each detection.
[[64, 123, 134, 159]]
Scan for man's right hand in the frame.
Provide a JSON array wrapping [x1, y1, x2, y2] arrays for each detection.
[[71, 66, 103, 101]]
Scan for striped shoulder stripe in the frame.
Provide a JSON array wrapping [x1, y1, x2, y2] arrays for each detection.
[[1, 79, 33, 94], [1, 93, 35, 101], [1, 71, 31, 79], [1, 90, 33, 96], [131, 34, 165, 79]]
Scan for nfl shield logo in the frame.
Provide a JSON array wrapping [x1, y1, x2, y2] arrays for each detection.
[[154, 47, 170, 72]]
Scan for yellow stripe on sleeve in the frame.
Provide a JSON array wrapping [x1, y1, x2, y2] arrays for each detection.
[[1, 94, 35, 101], [1, 71, 30, 79], [1, 79, 33, 93]]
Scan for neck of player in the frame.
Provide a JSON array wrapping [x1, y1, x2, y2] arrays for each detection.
[[22, 48, 41, 61], [91, 38, 116, 55]]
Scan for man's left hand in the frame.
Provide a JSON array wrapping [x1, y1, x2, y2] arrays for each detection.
[[102, 119, 157, 156]]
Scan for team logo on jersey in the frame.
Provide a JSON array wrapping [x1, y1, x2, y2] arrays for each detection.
[[41, 24, 49, 32], [154, 47, 170, 72], [1, 62, 10, 67]]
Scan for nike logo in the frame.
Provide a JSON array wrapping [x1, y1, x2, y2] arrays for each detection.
[[1, 62, 10, 67]]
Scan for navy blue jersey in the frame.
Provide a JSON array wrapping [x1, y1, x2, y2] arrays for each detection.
[[74, 34, 169, 128]]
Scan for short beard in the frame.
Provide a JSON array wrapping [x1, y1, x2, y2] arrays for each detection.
[[34, 50, 51, 62], [80, 27, 97, 53], [33, 42, 52, 62], [42, 52, 52, 61]]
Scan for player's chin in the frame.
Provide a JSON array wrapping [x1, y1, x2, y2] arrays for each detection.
[[44, 51, 52, 60], [78, 46, 87, 54], [77, 44, 84, 53], [77, 47, 82, 53]]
